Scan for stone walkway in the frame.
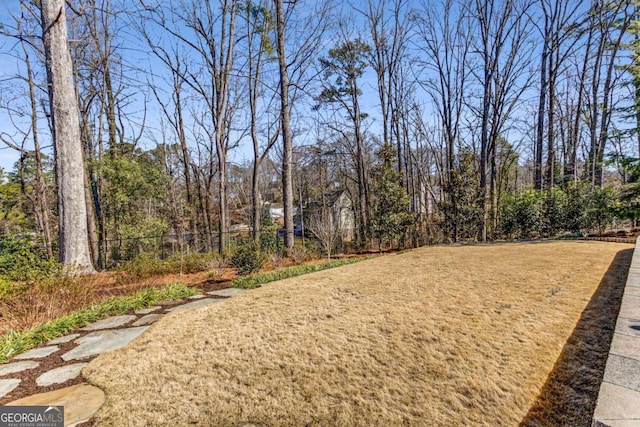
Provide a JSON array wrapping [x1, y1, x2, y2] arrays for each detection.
[[0, 288, 244, 426]]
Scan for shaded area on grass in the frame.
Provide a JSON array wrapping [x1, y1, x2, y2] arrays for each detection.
[[520, 248, 632, 427]]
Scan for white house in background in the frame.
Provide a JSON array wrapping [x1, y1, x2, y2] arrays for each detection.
[[304, 190, 355, 242], [264, 202, 284, 221], [229, 224, 251, 233], [331, 191, 355, 241]]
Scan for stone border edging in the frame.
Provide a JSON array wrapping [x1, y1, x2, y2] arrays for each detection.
[[560, 236, 637, 244], [592, 236, 640, 426]]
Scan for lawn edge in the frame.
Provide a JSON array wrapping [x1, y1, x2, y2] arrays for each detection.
[[0, 282, 197, 364]]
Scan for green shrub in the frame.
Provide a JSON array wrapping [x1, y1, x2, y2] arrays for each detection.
[[0, 278, 24, 301], [586, 187, 618, 235], [232, 256, 370, 289], [562, 182, 590, 233], [116, 252, 220, 283], [259, 216, 279, 254], [540, 189, 567, 238], [0, 234, 59, 282], [165, 252, 217, 274], [304, 241, 320, 259], [230, 243, 265, 275], [116, 253, 168, 283], [498, 190, 541, 239]]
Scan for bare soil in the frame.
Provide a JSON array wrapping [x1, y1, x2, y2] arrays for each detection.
[[83, 241, 632, 426]]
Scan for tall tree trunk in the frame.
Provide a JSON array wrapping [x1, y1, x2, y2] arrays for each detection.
[[245, 4, 271, 244], [275, 0, 294, 250], [479, 57, 491, 243], [20, 26, 53, 258], [93, 3, 118, 151], [83, 162, 100, 266], [354, 89, 369, 244], [535, 15, 549, 191], [217, 154, 227, 253], [252, 159, 261, 243], [596, 16, 629, 187], [491, 150, 498, 236], [41, 0, 95, 273], [568, 22, 594, 181], [546, 50, 557, 188], [587, 18, 605, 186], [173, 77, 195, 243]]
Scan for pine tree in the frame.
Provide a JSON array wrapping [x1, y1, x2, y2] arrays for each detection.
[[370, 143, 413, 249]]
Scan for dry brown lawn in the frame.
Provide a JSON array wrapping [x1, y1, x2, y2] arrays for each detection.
[[83, 241, 632, 427]]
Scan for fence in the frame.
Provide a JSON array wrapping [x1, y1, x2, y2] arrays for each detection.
[[92, 230, 283, 269]]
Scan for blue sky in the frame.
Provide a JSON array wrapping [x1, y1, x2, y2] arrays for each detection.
[[0, 0, 633, 178], [0, 0, 395, 172]]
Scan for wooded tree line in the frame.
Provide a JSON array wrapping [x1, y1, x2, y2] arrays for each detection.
[[0, 0, 638, 270]]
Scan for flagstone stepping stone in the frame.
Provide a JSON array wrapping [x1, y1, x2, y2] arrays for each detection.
[[61, 326, 150, 361], [166, 298, 222, 313], [0, 361, 39, 376], [48, 333, 81, 345], [132, 313, 163, 326], [0, 379, 20, 398], [14, 345, 59, 360], [8, 383, 104, 426], [80, 315, 136, 331], [187, 294, 206, 299], [36, 363, 87, 387], [135, 306, 161, 315], [208, 288, 245, 297]]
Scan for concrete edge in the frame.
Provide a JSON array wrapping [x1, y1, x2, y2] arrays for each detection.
[[592, 236, 640, 426]]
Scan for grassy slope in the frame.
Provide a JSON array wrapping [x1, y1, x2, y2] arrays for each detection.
[[84, 241, 631, 426]]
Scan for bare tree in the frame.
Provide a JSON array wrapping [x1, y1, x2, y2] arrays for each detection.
[[139, 0, 240, 253], [469, 0, 534, 241], [0, 3, 54, 257], [149, 52, 197, 245], [274, 0, 295, 250], [357, 0, 412, 175], [308, 210, 339, 259], [533, 0, 582, 189], [584, 0, 633, 187], [40, 0, 95, 272], [243, 1, 279, 243], [413, 0, 471, 241], [273, 0, 330, 251]]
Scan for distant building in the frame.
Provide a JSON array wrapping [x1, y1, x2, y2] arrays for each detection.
[[263, 202, 299, 227], [304, 190, 355, 242], [331, 191, 355, 241], [264, 202, 284, 220]]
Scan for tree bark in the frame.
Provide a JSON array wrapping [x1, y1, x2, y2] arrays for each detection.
[[275, 0, 295, 250], [41, 0, 95, 273], [535, 13, 549, 191]]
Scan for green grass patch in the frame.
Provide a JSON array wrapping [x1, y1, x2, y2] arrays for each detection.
[[232, 257, 370, 289], [0, 282, 197, 364]]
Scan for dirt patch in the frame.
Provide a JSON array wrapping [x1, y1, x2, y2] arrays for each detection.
[[83, 241, 632, 426]]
